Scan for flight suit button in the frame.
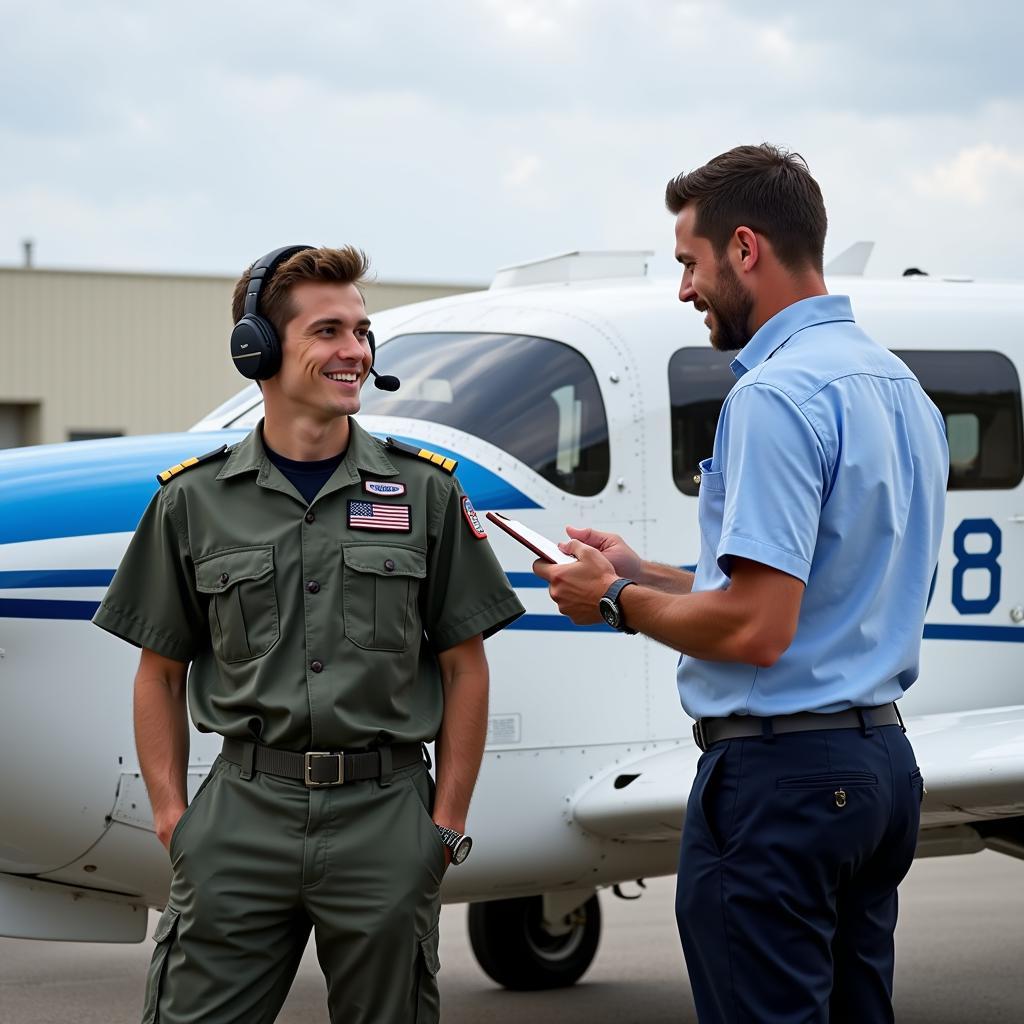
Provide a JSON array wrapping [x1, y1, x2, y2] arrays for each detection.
[[384, 559, 396, 572], [219, 572, 229, 584], [305, 580, 320, 594], [310, 660, 324, 673], [304, 511, 316, 524]]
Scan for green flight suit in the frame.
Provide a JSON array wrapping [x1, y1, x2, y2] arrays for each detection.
[[94, 419, 524, 1024]]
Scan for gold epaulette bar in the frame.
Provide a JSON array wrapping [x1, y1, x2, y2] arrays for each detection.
[[385, 437, 458, 474], [157, 444, 229, 486]]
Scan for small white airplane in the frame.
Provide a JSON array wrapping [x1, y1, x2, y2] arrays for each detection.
[[2, 247, 1024, 991]]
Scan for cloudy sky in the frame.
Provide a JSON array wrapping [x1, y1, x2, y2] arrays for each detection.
[[4, 1, 1023, 284]]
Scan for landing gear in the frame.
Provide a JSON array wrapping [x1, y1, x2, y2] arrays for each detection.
[[467, 892, 601, 990]]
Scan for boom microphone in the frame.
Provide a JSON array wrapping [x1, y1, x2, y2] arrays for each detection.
[[370, 368, 401, 391]]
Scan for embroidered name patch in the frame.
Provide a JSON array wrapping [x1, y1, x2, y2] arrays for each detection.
[[365, 480, 406, 497], [461, 496, 487, 539], [348, 501, 411, 532]]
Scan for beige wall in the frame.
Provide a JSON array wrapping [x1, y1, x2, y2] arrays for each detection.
[[0, 267, 478, 446]]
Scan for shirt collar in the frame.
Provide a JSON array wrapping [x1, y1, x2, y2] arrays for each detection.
[[729, 294, 855, 379], [216, 417, 399, 483]]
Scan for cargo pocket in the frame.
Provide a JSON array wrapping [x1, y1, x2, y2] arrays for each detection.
[[415, 925, 441, 1024], [141, 906, 180, 1023], [195, 546, 279, 663], [342, 544, 426, 651]]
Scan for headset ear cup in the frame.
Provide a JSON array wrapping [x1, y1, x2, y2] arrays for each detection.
[[368, 329, 376, 366], [230, 315, 281, 380]]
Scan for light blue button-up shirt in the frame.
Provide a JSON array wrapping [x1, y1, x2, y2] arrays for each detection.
[[677, 294, 949, 719]]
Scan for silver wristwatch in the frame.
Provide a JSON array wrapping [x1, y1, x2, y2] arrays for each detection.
[[434, 824, 473, 865]]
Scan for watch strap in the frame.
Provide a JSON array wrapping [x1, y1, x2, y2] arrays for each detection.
[[603, 578, 636, 605], [601, 578, 638, 634]]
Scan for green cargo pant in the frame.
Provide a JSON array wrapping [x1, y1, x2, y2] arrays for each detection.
[[141, 754, 445, 1024]]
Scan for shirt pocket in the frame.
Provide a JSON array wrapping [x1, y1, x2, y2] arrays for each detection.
[[342, 543, 427, 652], [695, 457, 726, 576], [195, 546, 280, 663]]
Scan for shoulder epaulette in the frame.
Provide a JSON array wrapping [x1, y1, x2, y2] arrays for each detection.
[[157, 444, 229, 486], [385, 436, 458, 474]]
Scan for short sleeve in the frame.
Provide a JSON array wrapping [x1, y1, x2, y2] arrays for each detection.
[[420, 479, 525, 651], [92, 488, 207, 661], [716, 383, 830, 583]]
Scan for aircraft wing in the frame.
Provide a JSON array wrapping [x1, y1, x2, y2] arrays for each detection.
[[571, 707, 1024, 853]]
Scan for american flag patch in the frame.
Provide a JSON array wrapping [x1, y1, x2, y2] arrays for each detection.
[[348, 500, 411, 532]]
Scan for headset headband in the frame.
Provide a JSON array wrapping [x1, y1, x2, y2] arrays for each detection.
[[243, 244, 315, 318]]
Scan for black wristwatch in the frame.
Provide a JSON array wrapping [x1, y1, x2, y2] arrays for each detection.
[[435, 824, 473, 865], [599, 578, 637, 634]]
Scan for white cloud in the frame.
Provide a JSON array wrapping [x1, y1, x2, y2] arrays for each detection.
[[756, 26, 797, 62], [503, 154, 543, 189], [2, 2, 1024, 282], [912, 144, 1024, 205]]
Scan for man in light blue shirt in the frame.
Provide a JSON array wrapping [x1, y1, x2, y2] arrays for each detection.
[[536, 144, 948, 1023], [681, 291, 947, 721]]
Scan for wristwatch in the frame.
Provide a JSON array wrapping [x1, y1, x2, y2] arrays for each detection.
[[599, 578, 637, 634], [435, 824, 473, 865]]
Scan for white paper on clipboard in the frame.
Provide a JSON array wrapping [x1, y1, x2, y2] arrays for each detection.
[[485, 512, 576, 565]]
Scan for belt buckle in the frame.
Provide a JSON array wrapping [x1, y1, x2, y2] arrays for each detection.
[[692, 720, 707, 753], [304, 751, 344, 786]]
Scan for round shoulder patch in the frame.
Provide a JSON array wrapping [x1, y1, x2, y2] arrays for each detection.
[[461, 495, 487, 539]]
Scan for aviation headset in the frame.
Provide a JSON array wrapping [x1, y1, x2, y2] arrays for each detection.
[[229, 244, 398, 390]]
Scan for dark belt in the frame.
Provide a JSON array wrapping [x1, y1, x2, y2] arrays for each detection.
[[692, 703, 904, 753], [221, 738, 424, 787]]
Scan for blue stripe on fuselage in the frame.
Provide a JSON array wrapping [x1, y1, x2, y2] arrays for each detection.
[[0, 569, 116, 588], [2, 582, 1024, 647], [0, 430, 538, 545]]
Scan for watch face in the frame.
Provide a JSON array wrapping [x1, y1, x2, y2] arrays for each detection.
[[452, 836, 472, 865], [599, 596, 621, 629]]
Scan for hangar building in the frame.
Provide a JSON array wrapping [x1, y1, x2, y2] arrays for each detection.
[[0, 265, 476, 448]]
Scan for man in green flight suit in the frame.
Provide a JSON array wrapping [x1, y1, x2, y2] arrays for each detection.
[[93, 245, 524, 1024]]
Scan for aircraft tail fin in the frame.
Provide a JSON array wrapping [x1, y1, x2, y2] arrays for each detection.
[[825, 241, 875, 276]]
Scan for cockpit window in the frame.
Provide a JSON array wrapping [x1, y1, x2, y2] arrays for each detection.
[[360, 332, 611, 496]]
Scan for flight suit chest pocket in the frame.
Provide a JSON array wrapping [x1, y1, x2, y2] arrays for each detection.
[[342, 543, 426, 652], [195, 546, 280, 663]]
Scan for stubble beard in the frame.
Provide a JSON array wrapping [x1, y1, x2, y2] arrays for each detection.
[[706, 257, 754, 353]]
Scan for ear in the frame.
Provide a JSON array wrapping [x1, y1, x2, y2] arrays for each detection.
[[733, 226, 760, 273]]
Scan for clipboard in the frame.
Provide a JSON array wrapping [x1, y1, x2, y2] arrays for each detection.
[[485, 512, 576, 565]]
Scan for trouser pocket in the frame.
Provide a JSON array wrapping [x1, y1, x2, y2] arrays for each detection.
[[141, 906, 180, 1024], [415, 925, 441, 1023]]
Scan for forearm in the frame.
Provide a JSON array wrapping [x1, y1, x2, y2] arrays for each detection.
[[637, 560, 695, 594], [133, 654, 190, 825], [621, 582, 788, 666], [433, 638, 489, 832]]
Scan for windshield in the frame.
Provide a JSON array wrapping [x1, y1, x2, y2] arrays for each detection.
[[362, 331, 610, 496]]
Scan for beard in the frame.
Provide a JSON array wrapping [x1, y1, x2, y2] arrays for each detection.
[[703, 258, 754, 352]]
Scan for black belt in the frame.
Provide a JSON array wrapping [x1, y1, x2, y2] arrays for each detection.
[[692, 703, 904, 753], [221, 738, 424, 787]]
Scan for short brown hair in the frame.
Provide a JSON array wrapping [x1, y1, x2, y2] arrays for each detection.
[[231, 246, 371, 334], [665, 144, 827, 273]]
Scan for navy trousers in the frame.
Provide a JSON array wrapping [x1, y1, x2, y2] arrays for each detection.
[[676, 723, 923, 1023]]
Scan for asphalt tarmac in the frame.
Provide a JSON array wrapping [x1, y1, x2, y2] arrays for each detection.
[[2, 851, 1021, 1023]]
